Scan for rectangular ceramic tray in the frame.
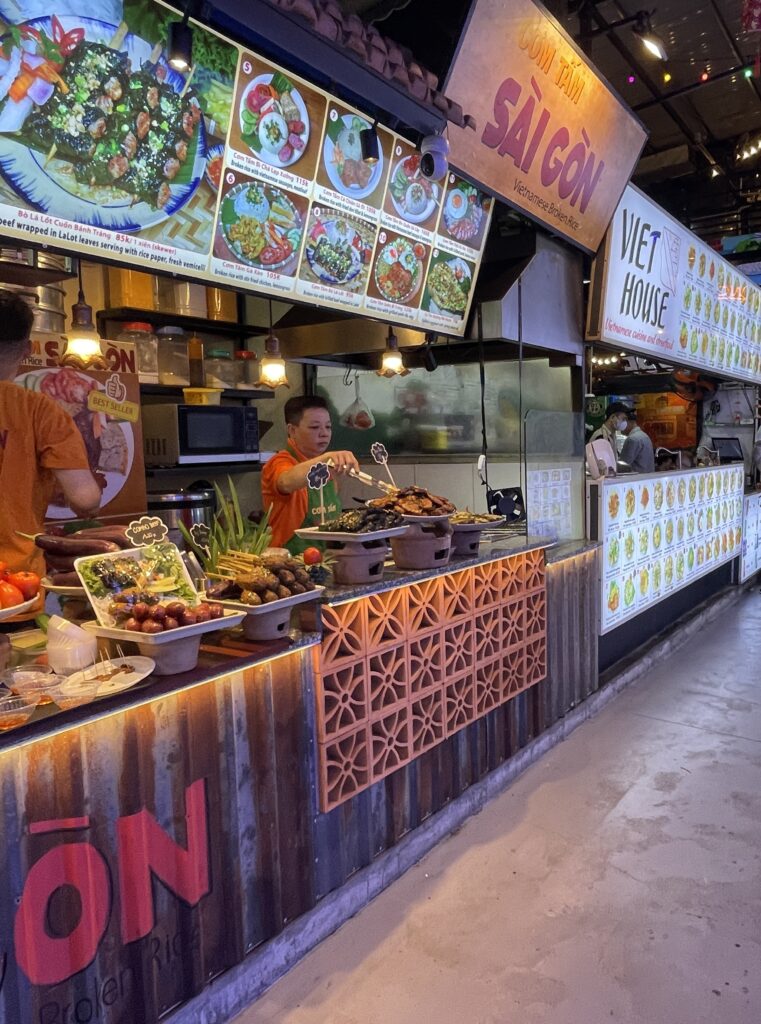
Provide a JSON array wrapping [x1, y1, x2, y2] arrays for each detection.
[[295, 526, 409, 543], [74, 543, 200, 627], [207, 586, 324, 617], [82, 609, 245, 644]]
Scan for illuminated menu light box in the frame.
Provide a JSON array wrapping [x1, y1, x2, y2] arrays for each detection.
[[598, 466, 744, 634], [0, 0, 491, 337], [589, 184, 761, 385], [740, 492, 761, 583]]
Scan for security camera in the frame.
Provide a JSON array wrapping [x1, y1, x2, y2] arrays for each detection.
[[420, 134, 449, 181]]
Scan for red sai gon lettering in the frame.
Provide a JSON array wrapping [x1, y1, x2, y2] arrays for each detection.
[[13, 779, 209, 986], [481, 75, 605, 215]]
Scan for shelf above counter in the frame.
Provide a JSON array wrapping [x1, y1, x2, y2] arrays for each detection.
[[145, 459, 272, 476], [139, 383, 274, 401], [98, 307, 268, 340]]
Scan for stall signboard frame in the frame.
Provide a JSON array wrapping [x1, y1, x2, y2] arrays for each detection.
[[741, 491, 761, 582], [588, 184, 761, 384], [0, 0, 491, 336], [443, 0, 647, 254], [591, 465, 744, 633]]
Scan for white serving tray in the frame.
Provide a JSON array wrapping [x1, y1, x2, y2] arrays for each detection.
[[296, 526, 409, 543], [0, 596, 38, 622], [208, 586, 324, 616], [74, 543, 200, 627], [82, 608, 245, 644]]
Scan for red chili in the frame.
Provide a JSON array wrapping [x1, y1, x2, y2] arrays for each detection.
[[52, 16, 84, 55]]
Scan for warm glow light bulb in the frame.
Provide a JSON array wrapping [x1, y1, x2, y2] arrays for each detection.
[[382, 350, 403, 373], [260, 357, 287, 386]]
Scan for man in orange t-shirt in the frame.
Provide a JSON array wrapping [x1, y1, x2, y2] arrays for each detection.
[[261, 396, 359, 554], [0, 291, 101, 585]]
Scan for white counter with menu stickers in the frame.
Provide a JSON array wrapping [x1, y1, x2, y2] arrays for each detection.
[[589, 465, 745, 633]]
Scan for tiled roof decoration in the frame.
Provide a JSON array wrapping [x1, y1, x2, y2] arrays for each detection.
[[263, 0, 477, 129]]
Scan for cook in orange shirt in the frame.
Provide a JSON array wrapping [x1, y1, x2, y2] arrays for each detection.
[[0, 291, 101, 620], [261, 396, 359, 554]]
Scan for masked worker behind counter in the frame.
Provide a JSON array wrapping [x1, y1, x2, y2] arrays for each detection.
[[261, 396, 360, 554], [0, 291, 102, 619]]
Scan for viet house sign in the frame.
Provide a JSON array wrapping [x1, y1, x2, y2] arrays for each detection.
[[444, 0, 648, 253]]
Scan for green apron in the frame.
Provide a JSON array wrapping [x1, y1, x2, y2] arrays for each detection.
[[285, 444, 341, 556]]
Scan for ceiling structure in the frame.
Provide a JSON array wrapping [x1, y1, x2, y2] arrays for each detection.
[[335, 0, 761, 246]]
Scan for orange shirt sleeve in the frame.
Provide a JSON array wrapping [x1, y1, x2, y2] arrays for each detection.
[[261, 450, 308, 548], [35, 395, 90, 470]]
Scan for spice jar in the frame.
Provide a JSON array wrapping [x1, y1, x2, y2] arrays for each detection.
[[235, 350, 258, 388], [157, 326, 190, 386], [117, 322, 158, 382], [204, 348, 236, 389]]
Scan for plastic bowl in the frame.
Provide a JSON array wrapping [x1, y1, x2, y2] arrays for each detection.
[[1, 665, 55, 695], [182, 387, 223, 405], [0, 695, 37, 731]]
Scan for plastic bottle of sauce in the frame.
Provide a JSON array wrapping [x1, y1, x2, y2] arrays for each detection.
[[188, 333, 205, 387]]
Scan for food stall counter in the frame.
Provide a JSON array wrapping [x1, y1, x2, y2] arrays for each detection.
[[589, 464, 745, 635]]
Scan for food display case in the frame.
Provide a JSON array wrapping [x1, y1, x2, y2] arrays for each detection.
[[589, 465, 744, 633]]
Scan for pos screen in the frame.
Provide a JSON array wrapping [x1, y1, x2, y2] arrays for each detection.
[[711, 437, 745, 464]]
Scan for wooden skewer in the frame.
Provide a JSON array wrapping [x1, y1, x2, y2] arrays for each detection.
[[110, 22, 129, 49], [180, 66, 196, 98]]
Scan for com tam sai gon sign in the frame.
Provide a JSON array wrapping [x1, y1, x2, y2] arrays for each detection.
[[444, 0, 648, 253]]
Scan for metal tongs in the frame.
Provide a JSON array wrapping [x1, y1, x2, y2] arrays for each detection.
[[325, 459, 397, 494], [348, 467, 397, 495]]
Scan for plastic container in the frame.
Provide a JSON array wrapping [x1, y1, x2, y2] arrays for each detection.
[[206, 287, 238, 322], [152, 275, 175, 312], [235, 350, 258, 388], [118, 321, 158, 382], [182, 387, 223, 405], [106, 267, 154, 310], [174, 281, 207, 317], [157, 326, 190, 386], [204, 349, 237, 389]]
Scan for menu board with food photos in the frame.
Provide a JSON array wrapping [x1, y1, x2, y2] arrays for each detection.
[[597, 465, 744, 633], [0, 0, 491, 336], [589, 185, 761, 383]]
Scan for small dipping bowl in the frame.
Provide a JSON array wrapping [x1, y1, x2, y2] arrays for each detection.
[[1, 665, 55, 697], [0, 695, 37, 731]]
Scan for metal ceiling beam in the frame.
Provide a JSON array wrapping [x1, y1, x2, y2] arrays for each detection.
[[586, 4, 724, 177], [634, 64, 751, 111]]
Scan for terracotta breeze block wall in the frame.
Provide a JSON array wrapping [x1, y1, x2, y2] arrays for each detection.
[[315, 549, 547, 811]]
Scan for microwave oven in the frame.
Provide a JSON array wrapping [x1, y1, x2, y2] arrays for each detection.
[[142, 404, 260, 466]]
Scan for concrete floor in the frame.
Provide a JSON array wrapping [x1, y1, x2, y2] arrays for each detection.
[[235, 592, 761, 1024]]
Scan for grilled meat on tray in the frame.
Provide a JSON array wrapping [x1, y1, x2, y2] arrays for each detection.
[[368, 486, 455, 517]]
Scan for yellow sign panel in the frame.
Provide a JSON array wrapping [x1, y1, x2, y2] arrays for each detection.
[[445, 0, 648, 253], [88, 390, 141, 423]]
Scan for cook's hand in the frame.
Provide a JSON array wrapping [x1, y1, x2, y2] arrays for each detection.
[[326, 451, 360, 475]]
